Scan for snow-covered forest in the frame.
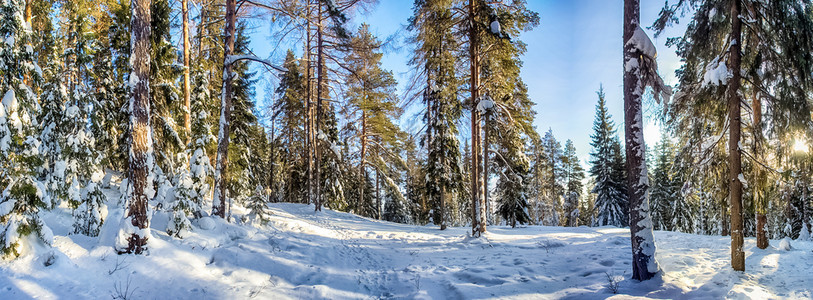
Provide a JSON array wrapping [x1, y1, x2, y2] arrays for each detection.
[[0, 0, 812, 298]]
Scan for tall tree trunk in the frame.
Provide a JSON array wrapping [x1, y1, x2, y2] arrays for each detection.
[[23, 0, 31, 87], [270, 120, 275, 203], [305, 0, 313, 205], [359, 111, 367, 214], [213, 0, 236, 219], [120, 0, 152, 255], [728, 0, 745, 272], [483, 113, 489, 229], [376, 166, 380, 220], [753, 90, 769, 249], [623, 0, 659, 280], [182, 0, 191, 145], [469, 0, 483, 237], [314, 2, 324, 212]]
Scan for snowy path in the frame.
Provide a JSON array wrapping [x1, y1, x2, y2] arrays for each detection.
[[0, 202, 811, 299]]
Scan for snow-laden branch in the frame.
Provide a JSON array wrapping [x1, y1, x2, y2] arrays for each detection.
[[226, 55, 287, 72], [626, 26, 657, 59]]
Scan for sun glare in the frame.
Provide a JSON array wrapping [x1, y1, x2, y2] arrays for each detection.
[[794, 139, 808, 153]]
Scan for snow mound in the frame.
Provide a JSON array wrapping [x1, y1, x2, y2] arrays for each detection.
[[198, 217, 216, 230], [779, 237, 792, 251]]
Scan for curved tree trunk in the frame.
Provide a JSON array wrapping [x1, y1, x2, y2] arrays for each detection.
[[623, 0, 659, 280]]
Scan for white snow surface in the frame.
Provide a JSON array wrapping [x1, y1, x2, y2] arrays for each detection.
[[1, 184, 812, 299]]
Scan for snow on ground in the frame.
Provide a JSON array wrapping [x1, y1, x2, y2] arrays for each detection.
[[0, 194, 812, 299]]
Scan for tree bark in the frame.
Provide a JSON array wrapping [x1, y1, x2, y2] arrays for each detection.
[[753, 90, 769, 249], [728, 0, 745, 272], [213, 0, 236, 219], [376, 166, 380, 220], [483, 113, 489, 229], [182, 0, 191, 145], [305, 0, 313, 206], [121, 0, 152, 255], [314, 2, 324, 212], [469, 0, 484, 237], [359, 111, 367, 214], [623, 0, 659, 280]]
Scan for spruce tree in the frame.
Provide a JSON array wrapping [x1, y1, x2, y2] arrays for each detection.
[[272, 51, 307, 204], [188, 70, 215, 217], [0, 0, 51, 257], [655, 0, 813, 268], [39, 51, 68, 209], [589, 87, 628, 227], [650, 134, 675, 231]]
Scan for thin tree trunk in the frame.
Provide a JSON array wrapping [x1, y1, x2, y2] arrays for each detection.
[[359, 111, 367, 214], [270, 119, 275, 203], [728, 0, 745, 272], [753, 90, 769, 249], [623, 0, 658, 280], [213, 0, 236, 219], [182, 0, 191, 145], [483, 113, 489, 229], [315, 2, 324, 212], [24, 0, 31, 88], [120, 0, 152, 255], [376, 166, 380, 220], [305, 0, 313, 205], [469, 0, 483, 237]]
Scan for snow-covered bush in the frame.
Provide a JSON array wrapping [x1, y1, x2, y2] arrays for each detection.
[[167, 155, 199, 238], [245, 185, 270, 225], [73, 171, 107, 236]]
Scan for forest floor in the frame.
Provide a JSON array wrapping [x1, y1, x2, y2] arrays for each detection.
[[0, 185, 811, 299]]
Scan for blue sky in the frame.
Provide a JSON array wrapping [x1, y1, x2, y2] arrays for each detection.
[[246, 0, 689, 166]]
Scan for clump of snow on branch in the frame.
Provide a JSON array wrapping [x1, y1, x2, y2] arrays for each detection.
[[702, 57, 732, 87], [626, 26, 657, 59]]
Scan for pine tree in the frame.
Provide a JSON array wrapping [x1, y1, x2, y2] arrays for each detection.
[[0, 0, 51, 258], [537, 129, 564, 226], [344, 24, 405, 219], [562, 140, 584, 227], [589, 87, 628, 227], [409, 0, 463, 230]]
